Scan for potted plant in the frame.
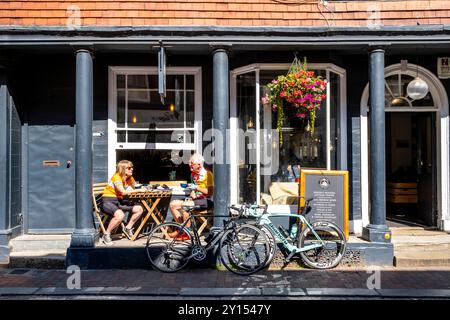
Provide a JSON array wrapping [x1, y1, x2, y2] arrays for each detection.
[[262, 57, 327, 145]]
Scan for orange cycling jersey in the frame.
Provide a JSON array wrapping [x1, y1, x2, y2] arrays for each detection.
[[103, 173, 135, 199]]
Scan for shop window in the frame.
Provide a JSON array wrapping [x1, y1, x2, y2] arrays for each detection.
[[233, 65, 345, 205]]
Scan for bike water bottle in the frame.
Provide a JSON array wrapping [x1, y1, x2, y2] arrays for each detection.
[[289, 222, 298, 239]]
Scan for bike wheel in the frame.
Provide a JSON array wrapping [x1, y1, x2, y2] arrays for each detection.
[[219, 224, 272, 275], [237, 220, 277, 268], [257, 225, 277, 267], [145, 222, 193, 272], [299, 221, 347, 269]]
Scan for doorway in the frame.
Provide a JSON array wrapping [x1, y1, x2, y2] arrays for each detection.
[[386, 112, 437, 227]]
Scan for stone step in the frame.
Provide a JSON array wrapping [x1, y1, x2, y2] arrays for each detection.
[[394, 251, 450, 267], [394, 243, 450, 252], [10, 235, 71, 252], [8, 250, 66, 269], [390, 227, 448, 236]]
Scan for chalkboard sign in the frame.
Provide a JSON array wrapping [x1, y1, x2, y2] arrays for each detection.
[[299, 170, 349, 239]]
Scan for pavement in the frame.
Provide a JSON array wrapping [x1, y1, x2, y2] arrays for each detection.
[[1, 266, 450, 299]]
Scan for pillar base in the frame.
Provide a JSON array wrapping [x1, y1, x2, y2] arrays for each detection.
[[0, 233, 11, 265], [362, 224, 392, 243], [69, 228, 96, 248]]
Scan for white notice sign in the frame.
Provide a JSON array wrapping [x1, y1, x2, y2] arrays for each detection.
[[437, 57, 450, 79]]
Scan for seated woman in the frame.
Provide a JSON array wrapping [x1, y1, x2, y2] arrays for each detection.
[[101, 160, 146, 245], [169, 153, 214, 237]]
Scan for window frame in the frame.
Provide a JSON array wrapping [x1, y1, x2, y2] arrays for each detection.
[[108, 66, 202, 177]]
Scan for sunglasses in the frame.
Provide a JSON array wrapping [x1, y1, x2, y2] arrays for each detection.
[[126, 167, 134, 170]]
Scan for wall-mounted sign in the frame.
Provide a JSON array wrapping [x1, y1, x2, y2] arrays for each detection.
[[299, 169, 349, 239], [437, 57, 450, 79]]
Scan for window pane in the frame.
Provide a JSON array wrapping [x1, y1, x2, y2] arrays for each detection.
[[117, 131, 126, 143], [166, 75, 184, 90], [237, 72, 257, 204], [330, 72, 339, 169], [411, 91, 435, 107], [186, 75, 195, 90], [127, 130, 191, 143], [117, 89, 126, 128], [160, 91, 184, 128], [186, 91, 195, 127], [127, 90, 184, 129], [127, 75, 157, 89], [117, 75, 125, 89]]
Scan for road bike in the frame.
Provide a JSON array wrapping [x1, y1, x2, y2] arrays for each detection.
[[145, 205, 272, 273], [228, 197, 347, 273]]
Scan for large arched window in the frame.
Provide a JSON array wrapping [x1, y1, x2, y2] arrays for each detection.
[[384, 72, 435, 109]]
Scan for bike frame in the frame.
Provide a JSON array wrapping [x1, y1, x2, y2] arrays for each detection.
[[176, 214, 236, 261], [252, 210, 325, 254]]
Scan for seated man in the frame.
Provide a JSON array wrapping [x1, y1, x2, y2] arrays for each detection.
[[169, 153, 214, 236]]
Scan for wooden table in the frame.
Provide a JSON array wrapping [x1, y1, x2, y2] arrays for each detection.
[[126, 190, 172, 241]]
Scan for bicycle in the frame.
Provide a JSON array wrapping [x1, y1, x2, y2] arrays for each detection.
[[228, 197, 347, 272], [145, 204, 272, 273]]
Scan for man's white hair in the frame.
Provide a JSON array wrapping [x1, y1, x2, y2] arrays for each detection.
[[189, 153, 205, 165]]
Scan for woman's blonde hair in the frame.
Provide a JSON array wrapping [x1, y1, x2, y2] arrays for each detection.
[[116, 160, 133, 181]]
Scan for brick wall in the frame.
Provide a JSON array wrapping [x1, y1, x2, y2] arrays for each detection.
[[0, 0, 449, 27]]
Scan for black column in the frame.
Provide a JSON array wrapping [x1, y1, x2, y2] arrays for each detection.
[[363, 48, 392, 243], [212, 48, 230, 227], [70, 49, 95, 247]]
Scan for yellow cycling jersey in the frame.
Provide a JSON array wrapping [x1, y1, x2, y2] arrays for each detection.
[[103, 173, 135, 199], [191, 168, 214, 199]]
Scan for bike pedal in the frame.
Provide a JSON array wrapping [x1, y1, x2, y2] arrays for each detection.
[[285, 252, 296, 262], [282, 260, 290, 267]]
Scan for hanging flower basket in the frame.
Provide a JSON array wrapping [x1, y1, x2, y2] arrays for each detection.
[[262, 56, 327, 145]]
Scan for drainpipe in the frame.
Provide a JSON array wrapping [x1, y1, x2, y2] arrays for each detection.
[[362, 48, 392, 243], [212, 47, 230, 227], [70, 49, 96, 247], [0, 68, 11, 264]]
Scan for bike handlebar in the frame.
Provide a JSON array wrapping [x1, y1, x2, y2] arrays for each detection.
[[229, 198, 313, 218]]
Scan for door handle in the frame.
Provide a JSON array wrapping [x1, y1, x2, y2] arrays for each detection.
[[67, 160, 72, 168]]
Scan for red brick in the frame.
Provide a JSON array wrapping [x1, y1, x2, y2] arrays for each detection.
[[83, 18, 97, 25], [9, 2, 23, 9], [133, 18, 145, 25], [406, 1, 430, 11], [0, 18, 12, 24]]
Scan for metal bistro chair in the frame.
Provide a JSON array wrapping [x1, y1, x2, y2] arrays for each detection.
[[92, 182, 125, 238]]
